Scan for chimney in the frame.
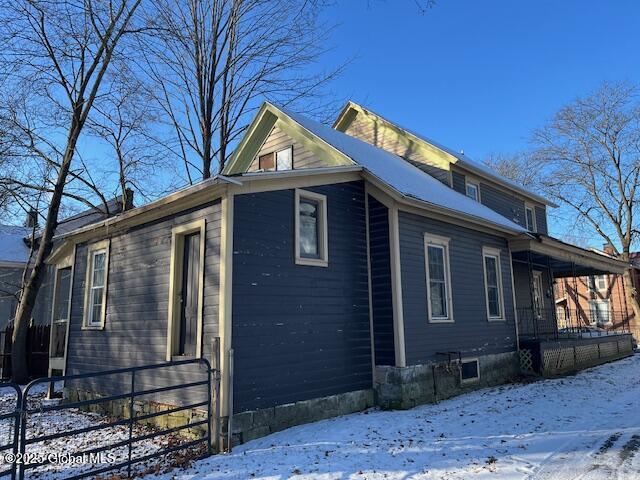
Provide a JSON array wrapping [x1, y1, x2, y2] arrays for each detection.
[[603, 242, 617, 256], [25, 208, 38, 229]]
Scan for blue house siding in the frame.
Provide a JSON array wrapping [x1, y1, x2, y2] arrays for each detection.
[[451, 171, 466, 195], [367, 195, 395, 366], [231, 181, 372, 413], [398, 211, 518, 365], [480, 183, 526, 228], [65, 200, 222, 405], [535, 206, 548, 235]]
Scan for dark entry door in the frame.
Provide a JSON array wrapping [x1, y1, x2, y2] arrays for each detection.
[[178, 232, 201, 356]]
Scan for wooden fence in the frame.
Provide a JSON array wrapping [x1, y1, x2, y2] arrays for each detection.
[[0, 325, 50, 380]]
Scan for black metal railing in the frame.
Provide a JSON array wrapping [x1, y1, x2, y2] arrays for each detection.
[[0, 357, 220, 480], [518, 307, 631, 340], [0, 384, 21, 480]]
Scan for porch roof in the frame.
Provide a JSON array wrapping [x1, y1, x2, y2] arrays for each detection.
[[509, 234, 629, 277]]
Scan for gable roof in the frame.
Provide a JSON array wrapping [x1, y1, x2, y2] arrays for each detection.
[[0, 224, 32, 266], [226, 102, 527, 234], [334, 101, 556, 207]]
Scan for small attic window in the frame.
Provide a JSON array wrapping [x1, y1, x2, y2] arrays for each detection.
[[258, 146, 293, 172], [259, 153, 275, 171], [276, 146, 293, 170]]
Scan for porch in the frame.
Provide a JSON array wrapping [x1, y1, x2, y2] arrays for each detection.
[[509, 234, 635, 376]]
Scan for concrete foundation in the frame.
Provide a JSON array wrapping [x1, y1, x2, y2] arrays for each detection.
[[374, 351, 520, 410]]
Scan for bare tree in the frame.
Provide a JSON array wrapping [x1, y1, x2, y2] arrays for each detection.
[[0, 0, 143, 382], [141, 0, 344, 182], [484, 152, 543, 190], [87, 70, 175, 210], [533, 82, 640, 321]]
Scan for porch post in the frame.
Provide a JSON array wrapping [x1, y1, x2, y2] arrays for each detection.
[[527, 250, 537, 338], [571, 261, 580, 331], [546, 256, 558, 340]]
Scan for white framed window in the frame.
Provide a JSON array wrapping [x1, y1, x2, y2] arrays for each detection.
[[589, 274, 608, 293], [465, 181, 479, 202], [83, 240, 110, 329], [589, 299, 610, 325], [525, 205, 537, 232], [482, 247, 506, 321], [295, 189, 328, 267], [276, 146, 293, 170], [424, 234, 453, 323]]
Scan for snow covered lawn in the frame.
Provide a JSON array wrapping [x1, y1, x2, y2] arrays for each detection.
[[154, 354, 640, 480], [0, 383, 202, 479]]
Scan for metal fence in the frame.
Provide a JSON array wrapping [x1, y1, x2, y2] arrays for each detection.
[[0, 357, 220, 480], [518, 307, 631, 340], [0, 384, 21, 480]]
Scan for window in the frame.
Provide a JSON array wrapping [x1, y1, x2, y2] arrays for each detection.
[[258, 146, 293, 171], [424, 234, 453, 322], [482, 247, 505, 320], [167, 219, 206, 360], [295, 189, 328, 266], [276, 146, 293, 170], [83, 240, 109, 329], [525, 206, 536, 232], [258, 152, 275, 171], [589, 299, 610, 325], [460, 358, 480, 383], [465, 181, 479, 201]]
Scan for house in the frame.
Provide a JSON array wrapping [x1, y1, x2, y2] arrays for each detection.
[[554, 244, 640, 339], [49, 101, 633, 445], [0, 197, 130, 378]]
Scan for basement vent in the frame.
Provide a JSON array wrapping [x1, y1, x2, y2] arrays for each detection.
[[460, 358, 480, 383]]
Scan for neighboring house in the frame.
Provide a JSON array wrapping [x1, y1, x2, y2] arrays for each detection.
[[0, 197, 130, 377], [554, 244, 640, 338], [50, 101, 633, 445], [0, 224, 35, 330]]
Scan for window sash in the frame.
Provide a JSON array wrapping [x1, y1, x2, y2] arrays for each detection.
[[276, 146, 293, 170], [299, 199, 320, 259], [483, 252, 503, 319], [426, 243, 450, 320], [87, 249, 107, 326], [465, 182, 478, 201], [295, 189, 328, 266], [525, 207, 535, 231]]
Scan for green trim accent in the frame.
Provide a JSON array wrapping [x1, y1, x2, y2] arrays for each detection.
[[224, 107, 278, 175]]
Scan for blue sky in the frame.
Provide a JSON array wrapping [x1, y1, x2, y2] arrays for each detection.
[[322, 0, 640, 160]]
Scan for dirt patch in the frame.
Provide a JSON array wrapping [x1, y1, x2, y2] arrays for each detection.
[[620, 435, 640, 462], [598, 432, 622, 454]]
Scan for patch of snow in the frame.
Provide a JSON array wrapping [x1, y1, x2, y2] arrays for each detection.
[[0, 225, 31, 264], [278, 106, 528, 234], [149, 354, 640, 480]]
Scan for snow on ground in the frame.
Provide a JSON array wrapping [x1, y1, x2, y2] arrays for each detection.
[[0, 382, 202, 479], [152, 354, 640, 480]]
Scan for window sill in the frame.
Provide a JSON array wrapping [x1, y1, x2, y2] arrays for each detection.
[[487, 317, 506, 322], [295, 257, 328, 268], [81, 324, 104, 331], [428, 317, 454, 324]]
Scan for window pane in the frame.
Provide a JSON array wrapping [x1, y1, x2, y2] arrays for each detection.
[[90, 287, 103, 325], [427, 246, 445, 281], [427, 245, 448, 318], [430, 280, 447, 317], [484, 255, 502, 317], [276, 147, 292, 170], [466, 184, 478, 201], [299, 199, 319, 258], [526, 208, 534, 230], [259, 153, 274, 171], [92, 252, 106, 287]]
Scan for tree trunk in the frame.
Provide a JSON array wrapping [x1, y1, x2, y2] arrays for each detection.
[[11, 131, 77, 384], [622, 268, 640, 335]]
